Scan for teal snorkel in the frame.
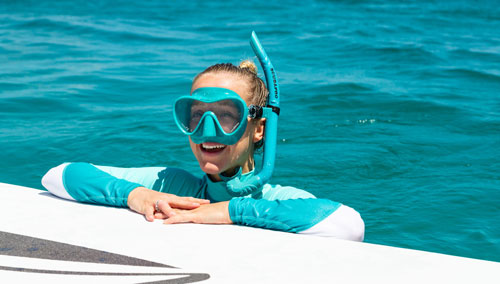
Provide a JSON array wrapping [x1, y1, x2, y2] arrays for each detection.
[[225, 31, 281, 197]]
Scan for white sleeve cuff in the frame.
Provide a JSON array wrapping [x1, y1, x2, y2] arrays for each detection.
[[299, 204, 365, 241], [41, 163, 75, 201]]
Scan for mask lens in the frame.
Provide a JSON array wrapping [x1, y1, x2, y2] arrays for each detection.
[[189, 99, 243, 134], [213, 99, 243, 133], [189, 102, 204, 132], [174, 99, 193, 133]]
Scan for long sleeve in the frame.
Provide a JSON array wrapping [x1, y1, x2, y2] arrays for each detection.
[[41, 163, 205, 206], [41, 163, 145, 207], [228, 198, 364, 241]]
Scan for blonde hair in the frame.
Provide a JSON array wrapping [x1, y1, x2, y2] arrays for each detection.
[[193, 60, 268, 107]]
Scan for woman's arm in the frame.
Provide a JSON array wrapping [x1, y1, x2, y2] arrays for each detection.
[[229, 198, 364, 241], [42, 163, 146, 206], [298, 203, 364, 240], [163, 198, 364, 241], [41, 163, 209, 220]]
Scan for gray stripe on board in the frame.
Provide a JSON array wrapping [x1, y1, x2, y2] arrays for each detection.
[[0, 265, 210, 284], [0, 231, 172, 268]]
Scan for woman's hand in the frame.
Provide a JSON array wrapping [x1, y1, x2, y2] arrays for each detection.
[[127, 187, 210, 222], [163, 201, 232, 225]]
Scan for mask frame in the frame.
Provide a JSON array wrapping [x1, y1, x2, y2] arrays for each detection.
[[174, 87, 250, 145]]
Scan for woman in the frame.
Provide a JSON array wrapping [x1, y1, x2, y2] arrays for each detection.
[[42, 37, 364, 241]]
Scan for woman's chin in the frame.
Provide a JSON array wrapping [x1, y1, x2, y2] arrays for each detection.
[[199, 162, 223, 175]]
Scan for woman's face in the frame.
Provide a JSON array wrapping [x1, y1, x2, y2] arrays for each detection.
[[189, 73, 264, 180]]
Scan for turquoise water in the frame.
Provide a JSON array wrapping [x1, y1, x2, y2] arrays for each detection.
[[1, 0, 499, 262]]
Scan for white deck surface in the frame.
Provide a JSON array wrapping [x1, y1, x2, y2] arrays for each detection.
[[0, 182, 499, 283]]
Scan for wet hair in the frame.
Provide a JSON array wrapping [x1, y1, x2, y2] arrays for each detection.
[[193, 61, 268, 107], [193, 60, 267, 150]]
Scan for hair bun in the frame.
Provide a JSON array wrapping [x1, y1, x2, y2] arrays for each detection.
[[239, 60, 258, 75]]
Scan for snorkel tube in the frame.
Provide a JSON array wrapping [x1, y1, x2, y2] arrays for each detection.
[[226, 31, 280, 197]]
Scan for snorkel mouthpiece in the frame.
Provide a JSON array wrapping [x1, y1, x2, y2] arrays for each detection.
[[225, 31, 281, 196]]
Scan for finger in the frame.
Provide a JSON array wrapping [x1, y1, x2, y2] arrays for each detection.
[[172, 195, 210, 203], [163, 213, 193, 225], [170, 208, 184, 214], [144, 205, 155, 222], [174, 196, 210, 204], [154, 212, 168, 219], [157, 200, 176, 218], [168, 197, 206, 209], [189, 197, 210, 204]]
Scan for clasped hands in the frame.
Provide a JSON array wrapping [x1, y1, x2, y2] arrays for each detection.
[[127, 187, 232, 225]]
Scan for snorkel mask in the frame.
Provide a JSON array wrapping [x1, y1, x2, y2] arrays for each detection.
[[173, 31, 280, 197], [174, 87, 264, 145]]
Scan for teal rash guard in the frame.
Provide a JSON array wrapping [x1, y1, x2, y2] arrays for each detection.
[[42, 163, 365, 240]]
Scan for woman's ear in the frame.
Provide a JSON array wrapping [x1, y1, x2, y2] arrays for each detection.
[[253, 118, 266, 143]]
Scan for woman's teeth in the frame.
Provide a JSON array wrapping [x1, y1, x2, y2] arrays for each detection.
[[201, 143, 226, 153], [202, 144, 225, 149]]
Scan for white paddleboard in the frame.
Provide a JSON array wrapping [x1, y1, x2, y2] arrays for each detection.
[[0, 182, 499, 283]]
